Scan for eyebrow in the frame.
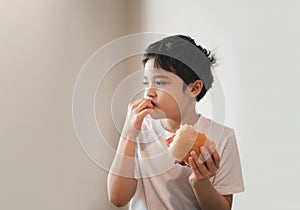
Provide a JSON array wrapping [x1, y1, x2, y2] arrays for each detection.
[[143, 75, 170, 80]]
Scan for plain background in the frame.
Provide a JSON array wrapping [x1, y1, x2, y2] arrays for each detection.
[[1, 0, 300, 209]]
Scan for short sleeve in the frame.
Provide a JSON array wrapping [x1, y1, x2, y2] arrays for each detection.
[[212, 130, 245, 195]]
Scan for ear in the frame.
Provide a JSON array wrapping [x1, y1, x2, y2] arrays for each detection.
[[188, 80, 203, 99]]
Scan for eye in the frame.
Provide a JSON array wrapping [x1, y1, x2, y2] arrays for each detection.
[[156, 80, 167, 86], [142, 81, 149, 87]]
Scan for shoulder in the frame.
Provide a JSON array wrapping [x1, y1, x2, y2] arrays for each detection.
[[198, 115, 236, 145]]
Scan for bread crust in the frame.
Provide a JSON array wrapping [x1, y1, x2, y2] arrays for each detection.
[[168, 124, 211, 166], [181, 132, 207, 164]]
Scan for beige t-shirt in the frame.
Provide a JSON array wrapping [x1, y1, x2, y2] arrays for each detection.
[[129, 115, 244, 210]]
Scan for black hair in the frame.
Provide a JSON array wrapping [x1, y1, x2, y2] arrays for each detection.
[[142, 34, 216, 101]]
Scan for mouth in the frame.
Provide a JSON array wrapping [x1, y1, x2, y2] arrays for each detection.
[[144, 96, 157, 107]]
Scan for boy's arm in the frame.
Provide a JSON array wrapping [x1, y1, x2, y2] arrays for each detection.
[[188, 145, 233, 210], [191, 180, 232, 210], [107, 137, 137, 207], [107, 98, 154, 207]]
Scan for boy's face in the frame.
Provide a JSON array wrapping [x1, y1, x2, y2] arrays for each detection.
[[143, 58, 191, 120]]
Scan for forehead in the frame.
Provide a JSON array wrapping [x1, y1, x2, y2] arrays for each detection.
[[144, 58, 174, 79]]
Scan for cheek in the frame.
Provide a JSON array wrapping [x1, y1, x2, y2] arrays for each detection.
[[157, 90, 181, 109]]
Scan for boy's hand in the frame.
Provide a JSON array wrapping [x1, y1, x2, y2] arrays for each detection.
[[122, 98, 154, 139], [188, 144, 220, 185]]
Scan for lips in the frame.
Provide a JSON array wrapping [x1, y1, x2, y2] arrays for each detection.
[[144, 96, 157, 107]]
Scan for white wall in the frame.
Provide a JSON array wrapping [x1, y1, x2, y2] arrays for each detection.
[[129, 0, 300, 209], [0, 0, 128, 209]]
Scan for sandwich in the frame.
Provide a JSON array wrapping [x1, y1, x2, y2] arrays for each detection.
[[167, 124, 213, 166]]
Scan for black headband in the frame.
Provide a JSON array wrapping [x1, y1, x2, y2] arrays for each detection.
[[145, 35, 212, 89]]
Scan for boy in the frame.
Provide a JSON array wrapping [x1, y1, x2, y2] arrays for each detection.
[[107, 35, 244, 210]]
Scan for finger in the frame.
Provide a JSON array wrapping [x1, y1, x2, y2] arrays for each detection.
[[200, 146, 211, 163], [202, 152, 218, 173], [190, 151, 207, 176], [197, 162, 209, 177], [137, 108, 154, 119], [201, 146, 218, 174], [134, 99, 154, 113], [189, 156, 203, 178], [192, 150, 213, 178], [209, 144, 220, 169], [128, 98, 144, 110]]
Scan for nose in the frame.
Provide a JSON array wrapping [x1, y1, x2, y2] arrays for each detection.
[[144, 86, 157, 99]]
